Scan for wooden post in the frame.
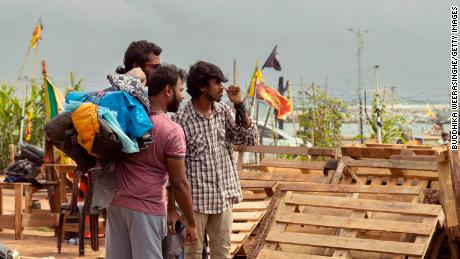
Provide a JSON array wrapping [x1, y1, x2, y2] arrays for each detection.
[[15, 184, 24, 240], [24, 185, 34, 214], [0, 185, 3, 232], [260, 106, 273, 145], [437, 152, 460, 255], [9, 144, 15, 163]]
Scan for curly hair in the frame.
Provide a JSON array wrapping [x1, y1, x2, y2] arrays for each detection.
[[116, 40, 162, 74], [147, 64, 186, 97], [186, 61, 228, 99]]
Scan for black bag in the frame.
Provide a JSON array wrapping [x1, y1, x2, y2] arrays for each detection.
[[16, 143, 45, 165], [4, 159, 43, 188], [91, 116, 122, 161], [45, 111, 96, 171]]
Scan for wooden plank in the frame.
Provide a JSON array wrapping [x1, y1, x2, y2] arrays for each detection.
[[348, 159, 437, 171], [22, 213, 59, 228], [233, 211, 264, 221], [277, 212, 433, 235], [341, 146, 437, 159], [239, 171, 327, 183], [243, 192, 268, 200], [232, 222, 255, 231], [285, 193, 442, 216], [231, 233, 247, 243], [241, 180, 276, 189], [233, 145, 337, 157], [330, 157, 349, 184], [14, 184, 23, 240], [0, 215, 15, 229], [230, 243, 239, 255], [390, 154, 436, 161], [437, 159, 460, 234], [266, 230, 426, 255], [277, 182, 421, 195], [233, 201, 270, 211], [257, 249, 331, 259], [354, 169, 438, 180], [260, 159, 326, 170]]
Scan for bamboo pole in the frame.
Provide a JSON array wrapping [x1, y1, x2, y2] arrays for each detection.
[[9, 144, 15, 163]]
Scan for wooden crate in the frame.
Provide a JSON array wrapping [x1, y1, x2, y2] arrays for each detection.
[[256, 188, 444, 258], [333, 156, 441, 204]]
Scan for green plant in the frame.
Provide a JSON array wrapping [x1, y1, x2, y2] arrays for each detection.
[[297, 85, 347, 148], [65, 72, 84, 96], [365, 89, 410, 144], [0, 82, 45, 170]]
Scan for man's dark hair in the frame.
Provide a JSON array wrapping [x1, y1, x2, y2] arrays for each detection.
[[186, 61, 228, 99], [116, 40, 162, 74], [147, 64, 185, 97], [442, 132, 449, 137]]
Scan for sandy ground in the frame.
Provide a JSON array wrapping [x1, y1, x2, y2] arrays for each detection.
[[1, 182, 105, 259]]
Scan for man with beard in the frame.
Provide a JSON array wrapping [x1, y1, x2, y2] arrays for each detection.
[[171, 61, 258, 259], [106, 64, 198, 259]]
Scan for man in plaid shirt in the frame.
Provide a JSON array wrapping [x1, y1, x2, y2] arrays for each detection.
[[171, 61, 258, 258]]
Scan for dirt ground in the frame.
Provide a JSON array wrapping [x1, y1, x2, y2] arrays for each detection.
[[0, 184, 105, 259]]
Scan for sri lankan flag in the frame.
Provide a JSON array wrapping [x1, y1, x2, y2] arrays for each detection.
[[29, 19, 43, 49], [43, 76, 65, 120], [257, 84, 292, 120]]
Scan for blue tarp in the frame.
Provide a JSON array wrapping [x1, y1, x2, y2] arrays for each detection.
[[66, 91, 152, 139]]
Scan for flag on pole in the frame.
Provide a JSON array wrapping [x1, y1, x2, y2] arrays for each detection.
[[25, 110, 33, 141], [43, 76, 65, 120], [262, 45, 281, 71], [248, 64, 264, 97], [256, 84, 292, 120], [29, 19, 43, 49]]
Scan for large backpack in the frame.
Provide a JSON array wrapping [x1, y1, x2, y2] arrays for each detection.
[[45, 111, 96, 171]]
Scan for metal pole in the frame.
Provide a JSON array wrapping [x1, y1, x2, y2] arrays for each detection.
[[357, 29, 364, 144], [375, 65, 382, 144]]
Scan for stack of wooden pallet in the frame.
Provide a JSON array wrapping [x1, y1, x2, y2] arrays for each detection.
[[256, 185, 444, 258]]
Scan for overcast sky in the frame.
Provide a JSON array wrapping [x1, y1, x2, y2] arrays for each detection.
[[0, 0, 456, 104]]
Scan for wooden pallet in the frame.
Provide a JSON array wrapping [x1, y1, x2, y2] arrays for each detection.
[[231, 200, 270, 257], [257, 188, 444, 258], [333, 155, 441, 203]]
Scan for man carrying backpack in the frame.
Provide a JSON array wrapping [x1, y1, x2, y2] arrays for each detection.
[[172, 61, 258, 259], [105, 43, 197, 258]]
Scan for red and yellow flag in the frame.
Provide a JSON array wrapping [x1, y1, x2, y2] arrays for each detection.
[[29, 19, 43, 49], [247, 63, 292, 119], [256, 84, 292, 120], [25, 110, 33, 141]]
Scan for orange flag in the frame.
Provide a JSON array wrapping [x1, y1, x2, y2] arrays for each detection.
[[29, 19, 43, 49], [256, 83, 292, 120]]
